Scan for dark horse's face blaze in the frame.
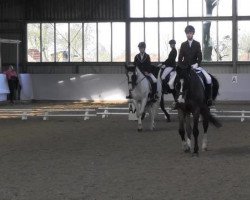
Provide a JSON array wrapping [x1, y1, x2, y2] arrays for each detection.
[[125, 64, 137, 89], [174, 65, 191, 104]]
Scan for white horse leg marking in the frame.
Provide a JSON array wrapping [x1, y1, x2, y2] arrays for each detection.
[[202, 134, 208, 151], [138, 116, 142, 131], [178, 79, 185, 103], [149, 103, 157, 131], [187, 138, 191, 149]]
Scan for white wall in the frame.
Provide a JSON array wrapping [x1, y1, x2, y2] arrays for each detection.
[[19, 73, 250, 101]]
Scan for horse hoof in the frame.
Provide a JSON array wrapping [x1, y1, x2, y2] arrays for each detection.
[[137, 128, 142, 132], [192, 152, 199, 157], [202, 147, 208, 152], [141, 112, 146, 120], [184, 148, 191, 153], [167, 118, 171, 122]]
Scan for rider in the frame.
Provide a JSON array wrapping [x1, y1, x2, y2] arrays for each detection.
[[134, 42, 158, 102], [161, 39, 177, 84], [178, 25, 213, 106]]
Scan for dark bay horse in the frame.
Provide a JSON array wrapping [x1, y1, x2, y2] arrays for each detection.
[[175, 65, 222, 156]]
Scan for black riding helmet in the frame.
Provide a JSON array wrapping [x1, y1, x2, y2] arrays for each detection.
[[138, 42, 146, 48], [185, 25, 195, 34], [169, 39, 176, 45]]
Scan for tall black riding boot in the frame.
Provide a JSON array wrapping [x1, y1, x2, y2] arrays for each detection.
[[206, 84, 213, 106], [150, 83, 158, 102]]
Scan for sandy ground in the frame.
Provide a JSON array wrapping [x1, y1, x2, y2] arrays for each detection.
[[0, 102, 250, 200]]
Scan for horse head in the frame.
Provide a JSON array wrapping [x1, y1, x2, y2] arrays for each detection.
[[174, 64, 191, 105], [125, 64, 137, 89]]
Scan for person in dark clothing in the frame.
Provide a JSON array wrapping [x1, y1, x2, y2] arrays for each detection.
[[4, 65, 19, 104], [161, 39, 177, 81], [178, 25, 213, 106], [162, 39, 177, 67], [133, 42, 158, 102]]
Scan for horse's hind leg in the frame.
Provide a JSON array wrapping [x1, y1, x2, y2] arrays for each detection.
[[201, 107, 209, 151], [160, 95, 171, 122]]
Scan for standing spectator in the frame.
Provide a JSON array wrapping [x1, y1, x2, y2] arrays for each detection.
[[4, 65, 19, 103]]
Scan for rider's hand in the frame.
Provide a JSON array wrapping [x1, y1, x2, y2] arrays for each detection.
[[144, 71, 149, 75]]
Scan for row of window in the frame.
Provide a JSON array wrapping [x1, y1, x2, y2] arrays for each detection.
[[27, 21, 250, 63], [27, 23, 126, 62], [130, 0, 248, 18]]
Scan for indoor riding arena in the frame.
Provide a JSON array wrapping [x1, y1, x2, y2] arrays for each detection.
[[0, 1, 250, 200]]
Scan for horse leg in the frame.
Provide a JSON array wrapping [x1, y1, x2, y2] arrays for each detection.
[[133, 100, 142, 132], [149, 103, 157, 131], [185, 113, 192, 151], [160, 94, 171, 122], [201, 107, 209, 151], [137, 98, 147, 131], [192, 110, 200, 156], [178, 109, 189, 152]]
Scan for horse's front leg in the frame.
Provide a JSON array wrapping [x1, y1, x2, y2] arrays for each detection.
[[160, 94, 171, 122], [137, 98, 147, 131], [149, 102, 157, 131], [185, 113, 192, 151], [178, 109, 190, 152], [133, 100, 142, 131], [192, 110, 200, 156]]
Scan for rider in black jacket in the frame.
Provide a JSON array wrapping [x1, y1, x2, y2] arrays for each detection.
[[134, 42, 158, 102], [178, 25, 213, 106]]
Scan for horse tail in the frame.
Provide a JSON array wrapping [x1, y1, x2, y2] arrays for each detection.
[[200, 105, 222, 128], [210, 74, 219, 100]]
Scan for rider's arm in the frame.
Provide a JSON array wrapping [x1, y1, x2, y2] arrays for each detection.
[[178, 43, 184, 65], [197, 42, 202, 66]]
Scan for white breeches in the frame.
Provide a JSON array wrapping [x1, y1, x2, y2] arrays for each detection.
[[191, 64, 212, 84], [161, 67, 173, 80], [148, 73, 157, 83], [168, 71, 177, 89]]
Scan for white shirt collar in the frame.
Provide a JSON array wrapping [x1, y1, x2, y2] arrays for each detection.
[[140, 53, 145, 60], [188, 39, 193, 47]]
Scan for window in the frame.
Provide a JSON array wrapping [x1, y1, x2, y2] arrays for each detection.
[[112, 23, 126, 62], [238, 21, 250, 61], [174, 22, 188, 53], [42, 23, 55, 62], [70, 23, 83, 62], [145, 0, 158, 18], [159, 22, 173, 62], [174, 0, 187, 17], [27, 23, 40, 62], [202, 20, 217, 61], [190, 21, 202, 48], [56, 23, 69, 62], [159, 0, 172, 17], [238, 0, 250, 16], [189, 0, 202, 17], [130, 22, 144, 61], [98, 23, 111, 62], [203, 0, 218, 17], [218, 0, 232, 16], [217, 21, 232, 61], [145, 22, 158, 61], [130, 0, 143, 18], [84, 23, 97, 62]]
